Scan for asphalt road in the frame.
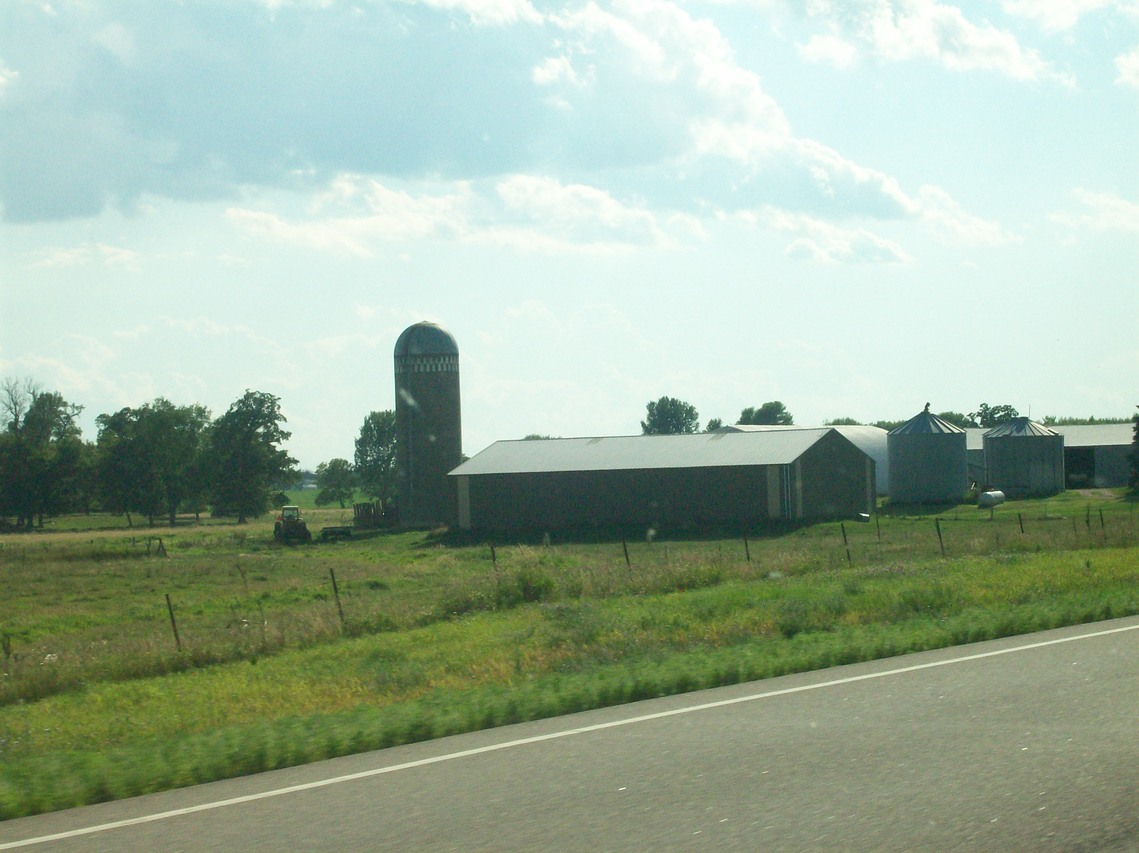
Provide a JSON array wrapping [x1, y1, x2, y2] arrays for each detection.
[[3, 616, 1138, 852]]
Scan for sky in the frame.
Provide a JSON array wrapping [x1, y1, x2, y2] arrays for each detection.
[[1, 0, 1136, 470]]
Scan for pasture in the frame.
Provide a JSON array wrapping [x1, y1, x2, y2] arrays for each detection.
[[1, 491, 1136, 819]]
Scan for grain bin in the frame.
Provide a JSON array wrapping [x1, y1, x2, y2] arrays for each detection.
[[983, 418, 1064, 498], [887, 404, 968, 504]]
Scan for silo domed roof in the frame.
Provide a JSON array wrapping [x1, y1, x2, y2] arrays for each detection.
[[394, 322, 459, 358], [889, 405, 964, 435], [984, 417, 1057, 438]]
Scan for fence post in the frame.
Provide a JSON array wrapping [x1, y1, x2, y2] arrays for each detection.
[[329, 568, 345, 632], [165, 593, 182, 651], [935, 518, 945, 557], [622, 540, 631, 569]]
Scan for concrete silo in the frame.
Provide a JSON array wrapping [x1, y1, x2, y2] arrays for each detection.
[[887, 404, 968, 504], [394, 322, 462, 528], [983, 418, 1064, 498]]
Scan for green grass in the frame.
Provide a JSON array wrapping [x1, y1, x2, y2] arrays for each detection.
[[1, 490, 1136, 820]]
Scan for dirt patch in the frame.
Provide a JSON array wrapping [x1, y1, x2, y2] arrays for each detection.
[[1076, 489, 1119, 500]]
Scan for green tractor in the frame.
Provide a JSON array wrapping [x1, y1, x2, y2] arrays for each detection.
[[273, 505, 312, 544]]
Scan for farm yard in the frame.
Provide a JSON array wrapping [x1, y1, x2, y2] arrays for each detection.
[[1, 490, 1137, 820]]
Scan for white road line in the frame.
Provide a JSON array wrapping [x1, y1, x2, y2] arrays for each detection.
[[4, 620, 1137, 849]]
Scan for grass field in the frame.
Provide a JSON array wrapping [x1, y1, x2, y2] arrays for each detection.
[[1, 491, 1136, 819]]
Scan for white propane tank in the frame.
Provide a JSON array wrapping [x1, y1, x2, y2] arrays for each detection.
[[978, 490, 1006, 509]]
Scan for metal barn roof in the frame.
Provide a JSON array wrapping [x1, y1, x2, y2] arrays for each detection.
[[719, 424, 888, 492], [970, 423, 1130, 448], [451, 429, 840, 477], [1051, 424, 1133, 447]]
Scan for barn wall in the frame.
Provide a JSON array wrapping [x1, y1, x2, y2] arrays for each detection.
[[462, 465, 782, 531], [797, 431, 876, 518], [1093, 445, 1131, 488]]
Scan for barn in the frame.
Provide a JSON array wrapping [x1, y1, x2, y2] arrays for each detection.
[[1053, 424, 1133, 489], [449, 428, 875, 532], [968, 423, 1133, 489], [719, 424, 889, 495]]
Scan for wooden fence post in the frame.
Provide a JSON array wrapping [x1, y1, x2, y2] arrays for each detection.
[[165, 593, 182, 651], [329, 568, 345, 631]]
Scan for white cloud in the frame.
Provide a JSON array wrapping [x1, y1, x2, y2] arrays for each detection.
[[1001, 0, 1117, 32], [225, 209, 375, 257], [1052, 189, 1139, 232], [915, 186, 1019, 245], [495, 174, 679, 247], [416, 0, 543, 26], [531, 55, 588, 87], [1116, 46, 1139, 88], [226, 178, 481, 254], [756, 206, 910, 263], [798, 33, 860, 68], [806, 0, 1074, 84], [28, 243, 141, 270], [0, 60, 17, 96], [227, 173, 699, 256], [91, 22, 135, 64]]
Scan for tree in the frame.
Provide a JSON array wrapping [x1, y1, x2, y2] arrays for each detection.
[[738, 401, 793, 426], [935, 411, 972, 428], [0, 378, 85, 529], [1040, 415, 1131, 425], [95, 407, 157, 527], [641, 397, 700, 435], [872, 420, 906, 432], [825, 417, 862, 426], [354, 410, 397, 504], [968, 403, 1018, 428], [208, 391, 296, 523], [705, 418, 724, 432], [315, 458, 357, 508]]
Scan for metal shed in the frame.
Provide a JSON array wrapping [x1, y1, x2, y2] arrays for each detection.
[[1053, 424, 1133, 488], [887, 406, 968, 504], [450, 428, 875, 531], [983, 418, 1065, 498], [717, 424, 889, 495]]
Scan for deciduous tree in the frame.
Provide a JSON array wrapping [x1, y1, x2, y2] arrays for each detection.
[[641, 397, 700, 435], [208, 391, 296, 523], [315, 458, 357, 508], [968, 403, 1019, 428], [0, 379, 85, 529], [738, 401, 793, 426], [354, 410, 397, 504]]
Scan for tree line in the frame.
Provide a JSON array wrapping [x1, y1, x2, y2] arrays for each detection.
[[638, 397, 1131, 435], [0, 378, 398, 530]]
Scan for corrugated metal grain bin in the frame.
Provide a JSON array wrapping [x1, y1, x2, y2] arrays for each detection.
[[887, 406, 968, 504], [983, 418, 1065, 497]]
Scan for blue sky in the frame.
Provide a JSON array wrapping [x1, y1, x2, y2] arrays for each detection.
[[1, 0, 1136, 469]]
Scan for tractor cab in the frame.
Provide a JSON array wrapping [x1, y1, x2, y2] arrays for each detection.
[[274, 505, 311, 543]]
